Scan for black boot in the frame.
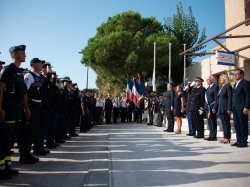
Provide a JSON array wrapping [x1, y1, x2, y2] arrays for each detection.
[[19, 153, 39, 164], [0, 169, 12, 180], [5, 160, 19, 176]]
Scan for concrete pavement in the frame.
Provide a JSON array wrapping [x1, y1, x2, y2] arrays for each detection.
[[1, 120, 250, 187]]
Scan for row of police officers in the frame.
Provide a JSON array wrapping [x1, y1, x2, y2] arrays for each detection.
[[0, 45, 82, 180]]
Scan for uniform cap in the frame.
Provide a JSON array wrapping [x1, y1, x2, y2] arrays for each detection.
[[43, 62, 53, 68], [195, 77, 204, 82], [9, 45, 26, 52], [30, 58, 45, 66]]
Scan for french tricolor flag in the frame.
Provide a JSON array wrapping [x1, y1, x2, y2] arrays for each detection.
[[125, 78, 133, 103]]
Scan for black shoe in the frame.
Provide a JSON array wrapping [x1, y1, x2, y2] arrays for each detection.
[[188, 133, 195, 136], [231, 142, 240, 146], [6, 168, 19, 176], [196, 135, 204, 139], [168, 130, 174, 132], [204, 137, 217, 141], [64, 135, 71, 140], [163, 129, 169, 132], [33, 150, 50, 156], [69, 133, 78, 137], [237, 143, 248, 148], [207, 137, 217, 141], [19, 154, 39, 164], [46, 144, 56, 149], [0, 169, 12, 180], [55, 139, 66, 144]]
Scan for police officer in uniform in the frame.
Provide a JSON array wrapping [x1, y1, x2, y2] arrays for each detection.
[[33, 62, 53, 155], [190, 77, 206, 138], [0, 61, 5, 71], [20, 58, 45, 163], [0, 45, 31, 180]]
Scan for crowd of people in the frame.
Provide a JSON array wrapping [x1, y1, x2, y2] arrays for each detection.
[[0, 44, 250, 181], [144, 73, 250, 149]]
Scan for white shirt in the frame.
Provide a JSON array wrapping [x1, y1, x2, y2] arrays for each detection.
[[235, 79, 242, 89], [121, 100, 127, 108], [96, 98, 104, 107], [113, 99, 120, 108], [24, 70, 41, 90]]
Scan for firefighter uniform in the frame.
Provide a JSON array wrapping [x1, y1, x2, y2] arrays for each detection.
[[0, 45, 29, 180]]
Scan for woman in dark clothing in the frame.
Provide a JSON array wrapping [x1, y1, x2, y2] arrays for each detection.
[[214, 73, 232, 144], [174, 85, 185, 134]]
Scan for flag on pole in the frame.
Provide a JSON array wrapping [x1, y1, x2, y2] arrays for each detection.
[[131, 83, 140, 105], [125, 78, 133, 102], [132, 79, 146, 105]]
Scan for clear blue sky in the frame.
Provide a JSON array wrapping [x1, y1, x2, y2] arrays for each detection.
[[0, 0, 225, 90]]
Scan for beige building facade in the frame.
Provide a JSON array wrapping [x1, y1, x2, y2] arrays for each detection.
[[186, 0, 250, 87]]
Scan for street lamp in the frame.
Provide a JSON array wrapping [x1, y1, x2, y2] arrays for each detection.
[[86, 62, 89, 89], [78, 52, 89, 89], [183, 43, 186, 87]]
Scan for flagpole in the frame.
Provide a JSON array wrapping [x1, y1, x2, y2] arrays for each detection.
[[183, 43, 186, 87], [169, 43, 171, 83], [152, 42, 156, 92]]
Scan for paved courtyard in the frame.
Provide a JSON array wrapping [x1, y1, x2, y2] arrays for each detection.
[[1, 122, 250, 187]]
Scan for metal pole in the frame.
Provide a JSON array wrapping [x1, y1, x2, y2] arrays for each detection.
[[183, 43, 186, 87], [152, 42, 156, 91], [86, 64, 89, 89], [169, 43, 171, 83]]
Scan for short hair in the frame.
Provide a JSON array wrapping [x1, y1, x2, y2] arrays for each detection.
[[219, 73, 229, 84], [235, 69, 244, 76], [176, 85, 183, 92]]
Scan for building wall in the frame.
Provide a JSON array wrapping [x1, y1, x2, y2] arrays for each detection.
[[186, 0, 250, 88], [225, 0, 250, 68]]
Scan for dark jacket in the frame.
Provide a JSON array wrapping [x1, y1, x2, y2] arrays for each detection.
[[189, 86, 206, 111], [163, 89, 175, 109], [205, 83, 219, 111], [232, 79, 250, 110], [215, 83, 232, 113]]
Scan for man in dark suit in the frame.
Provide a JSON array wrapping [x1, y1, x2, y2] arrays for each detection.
[[232, 69, 250, 147], [205, 76, 219, 141], [190, 77, 206, 138], [163, 83, 175, 132]]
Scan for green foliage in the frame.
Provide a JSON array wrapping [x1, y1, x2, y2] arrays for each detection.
[[81, 11, 181, 93], [164, 2, 207, 66], [81, 6, 205, 94]]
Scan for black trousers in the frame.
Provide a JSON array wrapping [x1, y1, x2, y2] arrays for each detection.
[[105, 109, 112, 123], [193, 111, 204, 137], [207, 111, 217, 138], [120, 107, 127, 122], [166, 108, 174, 131], [233, 109, 249, 143], [0, 123, 15, 169], [47, 111, 60, 145], [95, 107, 103, 124], [34, 109, 51, 152], [113, 108, 119, 123], [21, 101, 41, 154], [219, 113, 231, 139], [69, 110, 80, 135]]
